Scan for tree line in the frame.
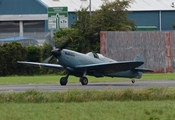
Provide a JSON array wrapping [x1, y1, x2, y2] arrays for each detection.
[[0, 42, 57, 76]]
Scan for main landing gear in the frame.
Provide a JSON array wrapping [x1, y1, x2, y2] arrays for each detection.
[[131, 79, 135, 84], [80, 77, 88, 85], [60, 74, 69, 86], [79, 71, 88, 85], [59, 71, 89, 86]]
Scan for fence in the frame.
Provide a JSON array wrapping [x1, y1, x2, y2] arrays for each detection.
[[100, 31, 175, 73]]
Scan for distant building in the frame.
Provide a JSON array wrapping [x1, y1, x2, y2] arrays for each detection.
[[0, 0, 174, 36]]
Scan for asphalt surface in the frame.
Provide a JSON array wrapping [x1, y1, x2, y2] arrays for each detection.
[[0, 80, 175, 92]]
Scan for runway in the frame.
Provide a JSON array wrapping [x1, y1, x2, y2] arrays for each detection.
[[0, 80, 175, 92]]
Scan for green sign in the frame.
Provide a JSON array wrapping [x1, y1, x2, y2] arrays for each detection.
[[48, 7, 68, 30]]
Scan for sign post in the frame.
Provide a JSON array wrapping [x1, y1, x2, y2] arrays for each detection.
[[48, 7, 68, 30]]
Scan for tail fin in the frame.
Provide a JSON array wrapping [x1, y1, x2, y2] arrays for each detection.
[[134, 54, 143, 68], [134, 54, 154, 73]]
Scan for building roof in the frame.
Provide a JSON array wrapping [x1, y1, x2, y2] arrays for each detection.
[[39, 0, 175, 11], [130, 0, 175, 11]]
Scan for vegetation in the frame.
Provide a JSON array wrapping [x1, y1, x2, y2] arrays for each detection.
[[0, 101, 175, 120], [0, 42, 27, 76], [54, 0, 135, 53], [0, 42, 60, 76], [1, 88, 175, 120], [173, 23, 175, 30], [0, 87, 174, 103]]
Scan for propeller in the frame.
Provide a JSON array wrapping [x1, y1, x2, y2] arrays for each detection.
[[43, 33, 73, 63], [42, 55, 53, 63]]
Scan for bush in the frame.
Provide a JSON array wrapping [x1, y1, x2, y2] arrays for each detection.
[[0, 42, 27, 76], [173, 23, 175, 30]]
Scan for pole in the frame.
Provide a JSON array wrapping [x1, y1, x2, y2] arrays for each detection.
[[159, 11, 161, 31], [89, 0, 91, 16]]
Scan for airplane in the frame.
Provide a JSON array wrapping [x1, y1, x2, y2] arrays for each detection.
[[17, 35, 154, 86]]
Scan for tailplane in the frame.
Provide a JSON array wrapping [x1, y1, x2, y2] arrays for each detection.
[[133, 54, 154, 73], [134, 54, 143, 68]]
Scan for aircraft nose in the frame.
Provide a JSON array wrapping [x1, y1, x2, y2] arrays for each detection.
[[51, 49, 61, 57]]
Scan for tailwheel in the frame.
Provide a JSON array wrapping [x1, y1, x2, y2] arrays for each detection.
[[80, 77, 88, 85], [131, 79, 135, 84], [60, 77, 68, 86]]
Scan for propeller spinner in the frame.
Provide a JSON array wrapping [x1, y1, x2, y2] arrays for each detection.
[[43, 33, 72, 63]]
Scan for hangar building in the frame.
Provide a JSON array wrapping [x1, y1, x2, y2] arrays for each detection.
[[0, 0, 175, 42]]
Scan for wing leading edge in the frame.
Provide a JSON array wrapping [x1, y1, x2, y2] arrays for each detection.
[[17, 61, 64, 70], [75, 61, 144, 74]]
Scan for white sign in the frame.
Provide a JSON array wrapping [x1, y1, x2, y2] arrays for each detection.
[[60, 17, 68, 28], [48, 17, 57, 29]]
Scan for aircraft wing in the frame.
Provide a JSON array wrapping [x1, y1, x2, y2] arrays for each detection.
[[75, 61, 144, 74], [134, 68, 154, 73], [17, 61, 64, 70]]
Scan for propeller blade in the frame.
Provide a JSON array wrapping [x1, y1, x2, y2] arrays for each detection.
[[46, 33, 73, 58], [60, 37, 73, 50], [45, 33, 56, 50], [42, 55, 53, 63]]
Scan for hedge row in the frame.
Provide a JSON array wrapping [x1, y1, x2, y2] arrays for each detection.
[[0, 42, 57, 76]]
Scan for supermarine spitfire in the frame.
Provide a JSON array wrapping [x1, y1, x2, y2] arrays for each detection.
[[17, 34, 153, 86]]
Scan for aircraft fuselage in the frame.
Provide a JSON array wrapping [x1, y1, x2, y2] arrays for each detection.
[[58, 49, 141, 79]]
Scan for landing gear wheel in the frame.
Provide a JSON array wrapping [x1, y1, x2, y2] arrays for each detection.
[[80, 77, 88, 85], [60, 77, 68, 86], [131, 79, 135, 84]]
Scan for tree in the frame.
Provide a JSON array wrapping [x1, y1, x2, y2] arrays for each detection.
[[173, 23, 175, 30], [71, 0, 135, 53], [53, 0, 135, 53], [91, 0, 135, 31]]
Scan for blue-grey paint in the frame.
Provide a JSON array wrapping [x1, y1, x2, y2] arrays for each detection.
[[68, 12, 77, 28], [161, 11, 175, 30], [0, 0, 47, 14], [128, 11, 160, 30], [128, 11, 175, 30]]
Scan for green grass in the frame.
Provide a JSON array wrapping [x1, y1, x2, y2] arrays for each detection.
[[0, 101, 175, 120], [0, 86, 174, 120], [1, 88, 175, 103], [0, 73, 175, 84]]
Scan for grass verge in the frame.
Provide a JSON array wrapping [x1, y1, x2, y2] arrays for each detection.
[[0, 73, 175, 84], [0, 101, 175, 120], [0, 87, 175, 103]]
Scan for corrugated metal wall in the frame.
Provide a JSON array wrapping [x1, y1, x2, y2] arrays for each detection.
[[0, 0, 46, 14], [100, 31, 175, 73]]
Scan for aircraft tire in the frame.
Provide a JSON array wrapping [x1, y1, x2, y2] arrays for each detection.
[[80, 77, 88, 85], [131, 79, 135, 84], [60, 77, 68, 86]]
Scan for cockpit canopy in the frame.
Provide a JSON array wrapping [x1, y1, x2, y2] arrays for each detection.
[[86, 52, 102, 59], [86, 52, 115, 62]]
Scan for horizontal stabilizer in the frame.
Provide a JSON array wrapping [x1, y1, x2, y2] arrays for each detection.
[[134, 68, 154, 73]]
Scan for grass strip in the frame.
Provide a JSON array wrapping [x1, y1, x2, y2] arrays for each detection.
[[0, 101, 175, 120], [0, 73, 175, 84], [0, 87, 175, 103]]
